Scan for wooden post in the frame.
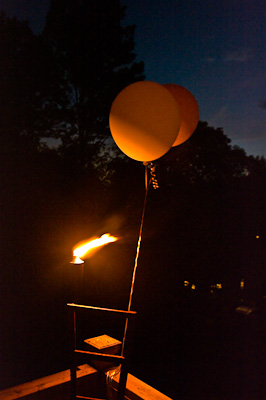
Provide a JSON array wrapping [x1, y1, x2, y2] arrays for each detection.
[[70, 309, 77, 400], [117, 314, 136, 400]]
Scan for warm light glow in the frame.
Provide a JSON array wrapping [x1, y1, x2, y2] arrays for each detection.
[[210, 283, 222, 291], [71, 256, 84, 265], [109, 81, 181, 161], [72, 234, 118, 264], [256, 235, 260, 239], [240, 279, 245, 289], [163, 84, 199, 146], [191, 284, 196, 290], [184, 280, 189, 287]]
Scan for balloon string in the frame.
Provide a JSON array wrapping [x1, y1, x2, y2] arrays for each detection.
[[144, 161, 148, 190], [122, 163, 150, 355]]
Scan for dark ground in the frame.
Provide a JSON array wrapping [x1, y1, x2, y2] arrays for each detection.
[[1, 281, 265, 400], [131, 293, 266, 400]]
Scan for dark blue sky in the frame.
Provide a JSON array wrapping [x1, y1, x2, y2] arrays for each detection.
[[1, 0, 265, 157], [122, 0, 266, 157]]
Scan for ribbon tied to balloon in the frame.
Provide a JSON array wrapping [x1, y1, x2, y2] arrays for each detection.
[[109, 81, 199, 330], [109, 81, 199, 162]]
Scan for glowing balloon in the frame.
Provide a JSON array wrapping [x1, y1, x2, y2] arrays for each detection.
[[109, 81, 181, 161], [163, 84, 199, 146]]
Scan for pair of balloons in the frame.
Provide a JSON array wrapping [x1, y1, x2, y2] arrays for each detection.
[[109, 81, 199, 162]]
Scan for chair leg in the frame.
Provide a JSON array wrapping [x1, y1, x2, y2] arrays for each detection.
[[117, 364, 128, 400], [70, 365, 77, 400], [70, 310, 77, 400]]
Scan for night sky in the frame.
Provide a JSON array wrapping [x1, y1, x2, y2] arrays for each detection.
[[1, 0, 265, 157]]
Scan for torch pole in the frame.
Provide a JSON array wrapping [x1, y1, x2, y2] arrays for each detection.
[[71, 261, 84, 303]]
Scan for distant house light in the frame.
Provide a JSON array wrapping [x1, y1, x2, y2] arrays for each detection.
[[184, 280, 189, 287], [210, 283, 222, 292]]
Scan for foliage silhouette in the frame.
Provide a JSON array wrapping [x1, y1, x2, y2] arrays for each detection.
[[0, 12, 66, 153], [42, 0, 145, 171]]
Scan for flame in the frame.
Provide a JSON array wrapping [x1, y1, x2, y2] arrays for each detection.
[[71, 233, 118, 264]]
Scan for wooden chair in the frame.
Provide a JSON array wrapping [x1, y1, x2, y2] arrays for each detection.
[[67, 303, 137, 400]]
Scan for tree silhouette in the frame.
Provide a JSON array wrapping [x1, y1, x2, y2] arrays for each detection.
[[158, 121, 254, 187], [42, 0, 144, 172], [163, 120, 266, 191], [126, 123, 266, 297], [0, 12, 65, 154]]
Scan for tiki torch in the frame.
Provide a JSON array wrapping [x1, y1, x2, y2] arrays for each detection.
[[70, 234, 118, 302]]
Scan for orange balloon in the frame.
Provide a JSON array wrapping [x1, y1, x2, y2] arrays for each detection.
[[109, 81, 181, 161], [163, 84, 199, 146]]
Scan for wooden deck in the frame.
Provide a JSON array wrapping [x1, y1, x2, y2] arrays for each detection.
[[0, 364, 172, 400]]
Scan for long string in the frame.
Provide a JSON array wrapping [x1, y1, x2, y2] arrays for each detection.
[[121, 163, 150, 355]]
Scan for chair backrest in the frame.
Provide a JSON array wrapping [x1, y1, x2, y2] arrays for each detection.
[[67, 302, 137, 400]]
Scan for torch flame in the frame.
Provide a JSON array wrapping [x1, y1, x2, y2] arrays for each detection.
[[71, 233, 118, 264]]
